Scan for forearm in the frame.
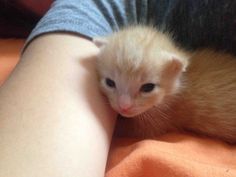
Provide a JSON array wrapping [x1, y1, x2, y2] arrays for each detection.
[[0, 34, 116, 177]]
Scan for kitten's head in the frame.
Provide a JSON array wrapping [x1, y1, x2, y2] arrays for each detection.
[[94, 26, 189, 117]]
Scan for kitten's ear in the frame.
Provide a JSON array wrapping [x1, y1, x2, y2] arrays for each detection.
[[93, 37, 108, 49], [162, 58, 184, 79], [161, 58, 184, 94]]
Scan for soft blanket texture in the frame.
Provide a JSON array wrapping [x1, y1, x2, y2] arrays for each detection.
[[106, 134, 236, 177], [0, 39, 23, 85], [1, 39, 236, 177]]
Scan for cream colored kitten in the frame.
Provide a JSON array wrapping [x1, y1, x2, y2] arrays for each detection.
[[94, 25, 236, 143]]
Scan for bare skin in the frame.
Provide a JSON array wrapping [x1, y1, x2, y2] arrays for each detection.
[[0, 34, 117, 177]]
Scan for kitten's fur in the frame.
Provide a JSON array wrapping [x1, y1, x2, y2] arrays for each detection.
[[94, 26, 236, 143]]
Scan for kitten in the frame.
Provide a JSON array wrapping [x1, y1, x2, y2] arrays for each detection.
[[94, 25, 236, 143]]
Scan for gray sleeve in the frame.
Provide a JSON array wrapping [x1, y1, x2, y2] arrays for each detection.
[[26, 0, 149, 45]]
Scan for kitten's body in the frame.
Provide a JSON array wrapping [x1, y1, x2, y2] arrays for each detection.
[[178, 51, 236, 142], [116, 50, 236, 143], [94, 26, 236, 143]]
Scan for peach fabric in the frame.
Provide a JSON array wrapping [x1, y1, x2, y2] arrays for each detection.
[[0, 39, 24, 85], [1, 39, 236, 177], [106, 134, 236, 177]]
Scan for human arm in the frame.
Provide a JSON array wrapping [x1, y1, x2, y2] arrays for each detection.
[[0, 33, 116, 177]]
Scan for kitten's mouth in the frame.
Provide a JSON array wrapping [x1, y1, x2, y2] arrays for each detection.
[[120, 112, 135, 118], [118, 110, 139, 118], [113, 105, 141, 117]]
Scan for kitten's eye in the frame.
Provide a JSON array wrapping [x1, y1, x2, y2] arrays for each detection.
[[140, 83, 156, 93], [105, 78, 116, 88]]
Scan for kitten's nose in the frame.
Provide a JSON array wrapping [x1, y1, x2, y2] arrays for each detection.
[[118, 95, 132, 112], [119, 106, 132, 114], [119, 105, 132, 112]]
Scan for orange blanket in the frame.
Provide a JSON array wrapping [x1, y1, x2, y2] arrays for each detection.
[[0, 39, 23, 85], [106, 134, 236, 177], [1, 39, 236, 177]]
